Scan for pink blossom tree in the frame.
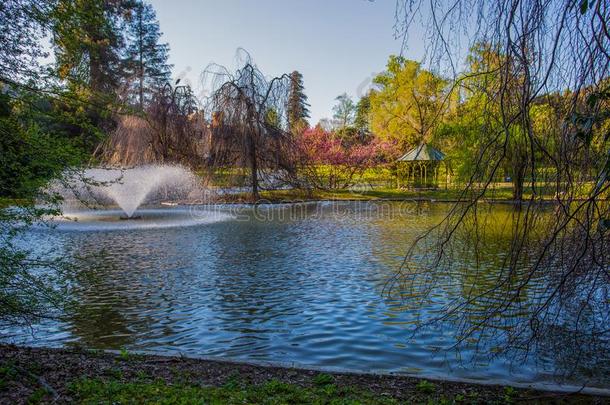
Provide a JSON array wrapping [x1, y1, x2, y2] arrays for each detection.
[[297, 126, 397, 189]]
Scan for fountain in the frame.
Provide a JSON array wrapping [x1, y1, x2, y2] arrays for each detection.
[[45, 164, 230, 230], [56, 165, 200, 218]]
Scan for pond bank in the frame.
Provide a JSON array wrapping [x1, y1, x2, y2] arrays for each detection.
[[197, 186, 596, 204], [0, 345, 605, 404]]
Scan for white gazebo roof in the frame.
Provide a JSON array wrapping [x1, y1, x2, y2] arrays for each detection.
[[397, 143, 445, 162]]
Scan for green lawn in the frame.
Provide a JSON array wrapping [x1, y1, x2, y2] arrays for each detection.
[[199, 166, 586, 202], [1, 345, 596, 404], [69, 376, 410, 405], [249, 185, 539, 202]]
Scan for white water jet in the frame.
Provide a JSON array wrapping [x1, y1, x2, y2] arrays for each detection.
[[55, 165, 201, 218]]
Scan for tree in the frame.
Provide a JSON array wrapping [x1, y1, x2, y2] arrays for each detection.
[[332, 93, 356, 129], [175, 84, 198, 115], [354, 94, 371, 132], [286, 70, 310, 134], [0, 0, 49, 84], [50, 0, 132, 145], [147, 81, 199, 163], [394, 0, 610, 365], [440, 44, 530, 199], [51, 0, 126, 96], [369, 56, 448, 148], [205, 53, 297, 198], [99, 81, 201, 167], [0, 1, 105, 327], [297, 125, 384, 190], [123, 0, 172, 109]]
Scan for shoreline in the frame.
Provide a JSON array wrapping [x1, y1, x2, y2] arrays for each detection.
[[0, 345, 606, 403], [171, 197, 580, 205], [77, 348, 610, 397]]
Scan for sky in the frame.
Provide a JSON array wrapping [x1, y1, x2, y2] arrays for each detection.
[[148, 0, 427, 124]]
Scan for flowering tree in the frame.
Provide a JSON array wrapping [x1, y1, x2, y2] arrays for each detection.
[[298, 126, 396, 189]]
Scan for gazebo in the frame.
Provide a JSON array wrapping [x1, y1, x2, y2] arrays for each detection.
[[396, 143, 448, 189]]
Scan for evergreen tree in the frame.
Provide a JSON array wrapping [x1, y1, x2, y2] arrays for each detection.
[[354, 94, 371, 132], [51, 0, 126, 96], [287, 70, 310, 133], [124, 0, 172, 109]]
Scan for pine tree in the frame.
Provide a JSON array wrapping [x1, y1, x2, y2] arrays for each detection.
[[287, 70, 310, 134], [52, 0, 126, 96], [354, 94, 371, 132], [124, 0, 172, 109]]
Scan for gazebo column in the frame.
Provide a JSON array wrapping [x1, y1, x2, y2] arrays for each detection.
[[396, 164, 401, 189], [423, 164, 427, 187]]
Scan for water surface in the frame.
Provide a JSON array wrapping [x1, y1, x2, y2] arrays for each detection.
[[5, 201, 609, 390]]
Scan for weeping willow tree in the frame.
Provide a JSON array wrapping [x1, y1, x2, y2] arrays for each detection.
[[98, 80, 202, 167], [391, 0, 609, 374], [203, 52, 299, 199]]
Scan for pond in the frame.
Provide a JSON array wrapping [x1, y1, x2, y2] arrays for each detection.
[[4, 201, 609, 390]]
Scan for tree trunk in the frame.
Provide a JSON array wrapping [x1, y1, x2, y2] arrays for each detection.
[[138, 7, 144, 110], [512, 162, 525, 201], [248, 132, 259, 199]]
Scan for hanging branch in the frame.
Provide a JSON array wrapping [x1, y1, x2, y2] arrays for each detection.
[[390, 0, 610, 372], [202, 50, 300, 199]]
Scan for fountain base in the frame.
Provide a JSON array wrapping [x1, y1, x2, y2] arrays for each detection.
[[119, 215, 142, 220]]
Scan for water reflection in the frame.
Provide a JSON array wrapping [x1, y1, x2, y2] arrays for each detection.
[[5, 201, 609, 389]]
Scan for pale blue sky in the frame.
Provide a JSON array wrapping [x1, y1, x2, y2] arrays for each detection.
[[148, 0, 427, 124]]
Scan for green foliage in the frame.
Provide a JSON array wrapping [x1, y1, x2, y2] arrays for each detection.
[[26, 387, 48, 404], [415, 379, 436, 394], [0, 362, 18, 391], [333, 93, 356, 129], [118, 348, 130, 361], [0, 93, 85, 198], [354, 94, 371, 132], [335, 126, 371, 148], [0, 87, 93, 327], [503, 386, 516, 403], [287, 70, 310, 133], [69, 374, 517, 404], [434, 44, 527, 190], [370, 56, 448, 148], [123, 0, 173, 109], [1, 5, 120, 319], [313, 372, 334, 386], [70, 377, 402, 405], [265, 107, 280, 128], [51, 0, 128, 95]]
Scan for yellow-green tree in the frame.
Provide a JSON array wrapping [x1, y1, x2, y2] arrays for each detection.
[[370, 56, 448, 148]]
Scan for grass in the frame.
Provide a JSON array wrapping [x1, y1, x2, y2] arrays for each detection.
[[252, 185, 522, 202], [2, 346, 603, 404], [69, 375, 497, 405], [415, 380, 436, 394], [199, 165, 601, 203], [235, 181, 600, 203], [70, 377, 406, 405]]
